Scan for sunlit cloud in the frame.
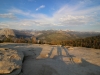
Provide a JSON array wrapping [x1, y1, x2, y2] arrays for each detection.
[[1, 0, 100, 30], [36, 5, 45, 11]]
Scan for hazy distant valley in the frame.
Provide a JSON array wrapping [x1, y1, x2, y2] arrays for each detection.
[[1, 28, 100, 39], [0, 28, 100, 49]]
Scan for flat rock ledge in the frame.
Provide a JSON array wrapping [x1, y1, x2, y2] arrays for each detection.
[[0, 48, 24, 75]]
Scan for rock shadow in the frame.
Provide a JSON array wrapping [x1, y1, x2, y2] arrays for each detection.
[[79, 59, 100, 75], [48, 47, 54, 58], [53, 46, 63, 60], [63, 47, 75, 63]]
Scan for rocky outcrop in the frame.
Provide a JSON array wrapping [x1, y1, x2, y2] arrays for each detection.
[[0, 48, 24, 75], [0, 28, 16, 38]]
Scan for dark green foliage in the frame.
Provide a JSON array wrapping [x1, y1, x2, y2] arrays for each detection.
[[64, 35, 100, 49]]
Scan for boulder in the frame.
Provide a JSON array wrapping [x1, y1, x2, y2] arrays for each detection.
[[0, 48, 24, 75]]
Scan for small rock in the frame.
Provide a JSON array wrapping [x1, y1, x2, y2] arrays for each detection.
[[72, 57, 82, 63], [40, 54, 49, 58]]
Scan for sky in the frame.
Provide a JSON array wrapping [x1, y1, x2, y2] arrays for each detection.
[[0, 0, 100, 31]]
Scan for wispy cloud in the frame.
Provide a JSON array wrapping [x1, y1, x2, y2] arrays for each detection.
[[36, 5, 45, 11], [1, 0, 100, 30], [0, 13, 16, 19], [0, 23, 9, 28], [8, 8, 48, 19], [8, 8, 30, 16]]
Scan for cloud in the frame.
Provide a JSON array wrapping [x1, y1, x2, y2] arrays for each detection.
[[0, 13, 16, 19], [52, 3, 100, 26], [8, 8, 30, 16], [36, 5, 45, 11], [8, 8, 48, 19], [0, 23, 9, 28], [3, 1, 100, 30]]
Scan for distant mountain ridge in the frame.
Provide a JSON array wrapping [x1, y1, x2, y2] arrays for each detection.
[[36, 30, 100, 42], [0, 28, 100, 43], [13, 30, 32, 38]]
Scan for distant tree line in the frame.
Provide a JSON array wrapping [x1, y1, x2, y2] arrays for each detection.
[[0, 36, 36, 43], [60, 35, 100, 49], [0, 35, 48, 44], [48, 35, 100, 49], [1, 35, 100, 49]]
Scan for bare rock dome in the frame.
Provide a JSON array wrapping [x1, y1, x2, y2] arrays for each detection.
[[0, 28, 16, 38]]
